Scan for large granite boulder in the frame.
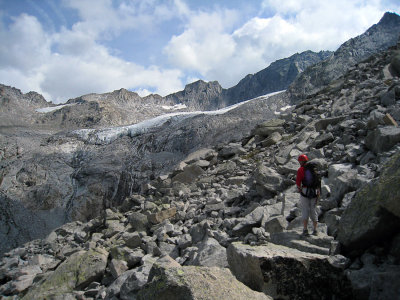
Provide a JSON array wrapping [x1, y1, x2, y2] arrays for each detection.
[[189, 237, 228, 268], [337, 151, 400, 253], [365, 126, 400, 154], [136, 256, 271, 300], [227, 242, 352, 300], [172, 164, 205, 184], [22, 248, 108, 299], [252, 118, 285, 137], [253, 164, 288, 196], [390, 50, 400, 76]]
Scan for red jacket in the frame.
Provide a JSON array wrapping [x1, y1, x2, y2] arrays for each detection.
[[296, 166, 305, 188]]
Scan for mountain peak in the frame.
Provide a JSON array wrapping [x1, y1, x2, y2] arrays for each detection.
[[184, 80, 222, 91], [378, 11, 400, 25]]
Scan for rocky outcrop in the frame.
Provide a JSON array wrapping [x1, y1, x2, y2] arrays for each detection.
[[137, 256, 271, 300], [165, 80, 224, 110], [337, 151, 400, 254], [227, 242, 352, 299]]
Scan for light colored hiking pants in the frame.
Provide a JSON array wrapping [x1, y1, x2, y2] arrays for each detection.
[[300, 189, 318, 222]]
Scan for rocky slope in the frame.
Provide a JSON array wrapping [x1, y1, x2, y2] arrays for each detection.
[[0, 90, 288, 257], [1, 40, 400, 299]]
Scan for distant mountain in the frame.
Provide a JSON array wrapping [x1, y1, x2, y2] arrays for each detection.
[[222, 50, 332, 106], [166, 50, 332, 110], [0, 84, 48, 127], [288, 12, 400, 100], [0, 50, 332, 129]]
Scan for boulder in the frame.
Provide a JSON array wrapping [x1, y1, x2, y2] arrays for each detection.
[[380, 89, 396, 106], [328, 169, 369, 203], [172, 164, 205, 184], [218, 143, 247, 159], [189, 220, 210, 244], [189, 237, 228, 268], [253, 164, 287, 196], [123, 232, 143, 249], [253, 119, 285, 138], [136, 256, 271, 300], [365, 126, 400, 153], [119, 256, 158, 300], [227, 242, 352, 300], [128, 212, 150, 232], [183, 148, 217, 163], [264, 216, 287, 234], [337, 151, 400, 252], [311, 132, 335, 149], [260, 132, 282, 147], [232, 206, 269, 236], [22, 248, 108, 299], [314, 116, 346, 131], [109, 259, 128, 279], [390, 50, 400, 76], [147, 207, 177, 225]]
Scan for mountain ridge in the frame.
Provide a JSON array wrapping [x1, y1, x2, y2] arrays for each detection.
[[288, 11, 400, 100]]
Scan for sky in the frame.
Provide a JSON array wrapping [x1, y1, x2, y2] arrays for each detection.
[[0, 1, 399, 104]]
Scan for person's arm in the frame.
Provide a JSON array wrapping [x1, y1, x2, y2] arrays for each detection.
[[296, 167, 305, 192]]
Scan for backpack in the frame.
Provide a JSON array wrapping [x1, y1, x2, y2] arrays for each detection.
[[301, 162, 321, 198]]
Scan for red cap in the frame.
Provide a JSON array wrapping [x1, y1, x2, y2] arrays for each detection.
[[298, 154, 309, 162]]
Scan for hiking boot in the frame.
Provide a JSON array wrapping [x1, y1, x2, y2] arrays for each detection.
[[302, 229, 309, 236], [312, 229, 318, 236]]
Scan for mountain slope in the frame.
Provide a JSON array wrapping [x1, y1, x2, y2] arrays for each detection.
[[288, 12, 400, 100], [222, 50, 332, 106]]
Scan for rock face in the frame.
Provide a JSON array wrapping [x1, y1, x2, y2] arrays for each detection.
[[223, 50, 333, 106], [165, 80, 224, 111]]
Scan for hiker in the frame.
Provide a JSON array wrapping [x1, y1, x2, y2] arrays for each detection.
[[296, 154, 320, 236]]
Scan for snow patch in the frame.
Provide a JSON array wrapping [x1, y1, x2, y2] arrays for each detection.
[[162, 104, 187, 110], [36, 104, 75, 113], [274, 104, 293, 115]]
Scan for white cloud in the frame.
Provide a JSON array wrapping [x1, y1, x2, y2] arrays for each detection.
[[0, 14, 51, 71], [0, 2, 185, 103], [164, 0, 398, 88], [163, 9, 238, 78]]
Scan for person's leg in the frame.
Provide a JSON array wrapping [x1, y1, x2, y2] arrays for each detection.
[[300, 195, 310, 235], [310, 198, 318, 234]]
